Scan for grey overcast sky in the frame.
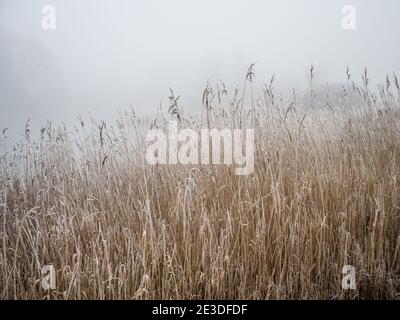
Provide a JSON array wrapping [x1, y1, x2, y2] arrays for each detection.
[[0, 0, 399, 139]]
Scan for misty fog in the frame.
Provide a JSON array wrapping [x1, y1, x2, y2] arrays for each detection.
[[1, 0, 399, 141]]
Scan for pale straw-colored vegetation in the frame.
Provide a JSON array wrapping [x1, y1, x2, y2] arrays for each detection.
[[1, 66, 399, 299]]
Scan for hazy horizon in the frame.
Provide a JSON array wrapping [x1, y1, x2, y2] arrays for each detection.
[[1, 0, 400, 140]]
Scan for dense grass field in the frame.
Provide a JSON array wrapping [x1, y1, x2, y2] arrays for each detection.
[[1, 68, 400, 299]]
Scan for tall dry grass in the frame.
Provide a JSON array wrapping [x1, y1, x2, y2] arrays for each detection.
[[1, 67, 400, 299]]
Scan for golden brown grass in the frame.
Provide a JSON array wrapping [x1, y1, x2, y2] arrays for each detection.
[[1, 68, 400, 299]]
